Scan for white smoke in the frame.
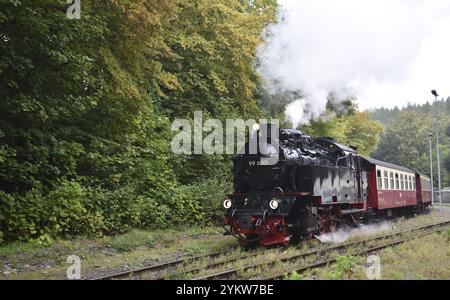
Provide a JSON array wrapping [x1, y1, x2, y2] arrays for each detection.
[[316, 222, 393, 244], [257, 0, 450, 127]]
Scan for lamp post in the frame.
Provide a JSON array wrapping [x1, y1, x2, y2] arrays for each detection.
[[431, 90, 443, 214], [428, 132, 434, 206]]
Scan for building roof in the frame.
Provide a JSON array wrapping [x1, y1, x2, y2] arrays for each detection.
[[362, 156, 415, 173]]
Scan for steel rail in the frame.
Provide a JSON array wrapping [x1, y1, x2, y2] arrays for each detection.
[[91, 249, 230, 280], [154, 249, 270, 280], [262, 225, 448, 280], [193, 221, 450, 280]]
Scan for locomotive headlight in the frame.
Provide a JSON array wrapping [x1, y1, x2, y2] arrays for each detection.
[[269, 199, 279, 210], [223, 199, 232, 209]]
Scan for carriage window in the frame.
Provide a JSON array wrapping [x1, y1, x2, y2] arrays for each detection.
[[395, 173, 399, 189], [400, 175, 404, 190], [389, 172, 394, 189], [421, 178, 428, 191], [383, 171, 389, 189], [422, 179, 429, 191], [377, 170, 382, 189], [413, 177, 416, 190], [409, 176, 413, 190]]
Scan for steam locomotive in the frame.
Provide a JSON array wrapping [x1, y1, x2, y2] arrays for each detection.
[[223, 126, 432, 247]]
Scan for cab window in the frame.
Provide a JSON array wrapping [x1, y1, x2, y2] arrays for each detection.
[[349, 156, 355, 170]]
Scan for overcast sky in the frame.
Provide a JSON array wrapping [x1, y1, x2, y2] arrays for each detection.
[[258, 0, 450, 113]]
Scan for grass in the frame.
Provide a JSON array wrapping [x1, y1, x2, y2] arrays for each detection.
[[284, 271, 305, 280], [0, 225, 235, 280], [299, 230, 450, 280], [327, 256, 357, 280], [182, 241, 208, 254], [1, 208, 448, 280], [105, 231, 155, 252]]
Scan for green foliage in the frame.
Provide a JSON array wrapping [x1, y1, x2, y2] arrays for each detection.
[[445, 228, 450, 241], [182, 241, 207, 254], [156, 0, 276, 119], [106, 231, 155, 252], [372, 107, 450, 186], [284, 271, 305, 280], [1, 181, 105, 241], [0, 0, 277, 242], [184, 226, 221, 237], [31, 234, 54, 247], [328, 255, 357, 280], [302, 112, 383, 155]]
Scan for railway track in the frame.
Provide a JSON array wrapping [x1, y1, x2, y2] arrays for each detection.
[[193, 221, 450, 280], [262, 226, 448, 280], [90, 249, 231, 280], [92, 221, 449, 280]]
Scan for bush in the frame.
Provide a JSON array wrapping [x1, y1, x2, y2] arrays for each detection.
[[0, 175, 232, 243], [0, 181, 105, 242], [328, 256, 357, 280]]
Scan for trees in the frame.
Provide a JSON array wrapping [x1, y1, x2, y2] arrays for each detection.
[[0, 0, 389, 243], [0, 0, 278, 243], [300, 99, 383, 156], [373, 110, 450, 186], [373, 111, 434, 171]]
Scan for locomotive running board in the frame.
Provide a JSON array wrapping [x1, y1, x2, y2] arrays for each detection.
[[340, 208, 366, 215]]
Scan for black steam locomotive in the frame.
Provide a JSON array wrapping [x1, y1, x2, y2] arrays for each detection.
[[224, 125, 431, 247]]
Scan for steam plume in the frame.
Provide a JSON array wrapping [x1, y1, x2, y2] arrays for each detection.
[[257, 0, 450, 127]]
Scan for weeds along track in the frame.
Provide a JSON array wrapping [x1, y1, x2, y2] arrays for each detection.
[[91, 244, 275, 280], [92, 221, 449, 280], [193, 221, 450, 280], [90, 249, 236, 280]]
